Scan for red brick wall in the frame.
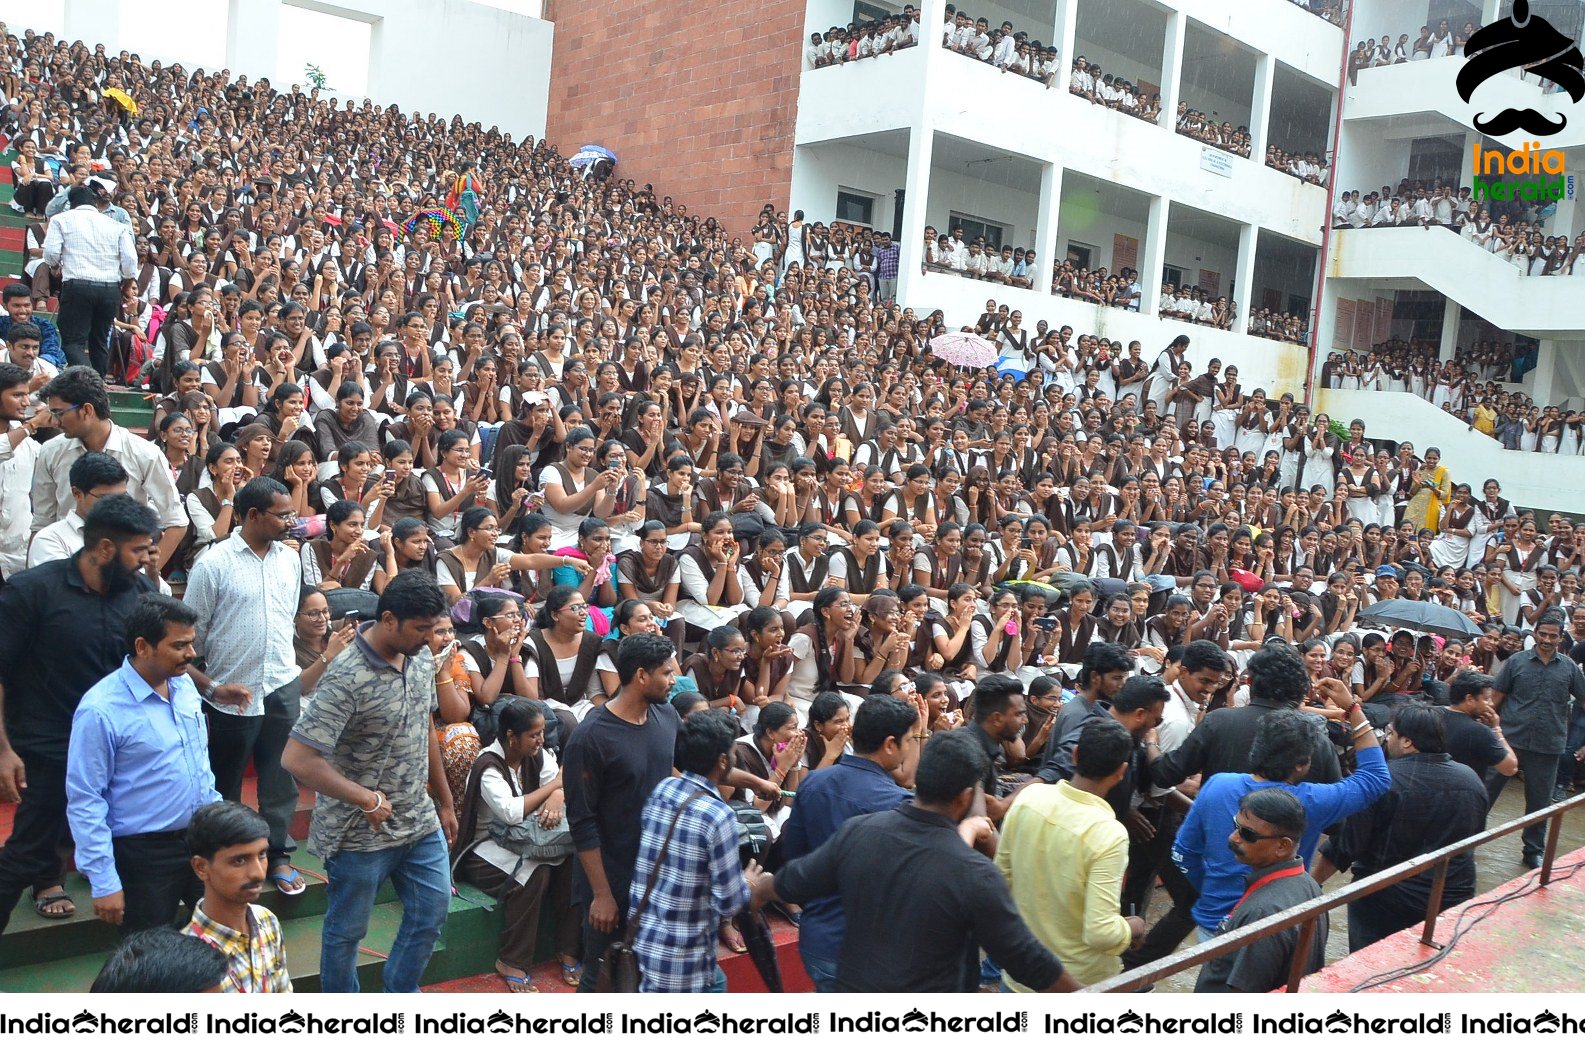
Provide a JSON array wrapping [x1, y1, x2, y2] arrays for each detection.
[[544, 0, 804, 236]]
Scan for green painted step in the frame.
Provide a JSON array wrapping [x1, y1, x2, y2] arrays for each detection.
[[0, 870, 395, 969], [108, 387, 154, 430], [0, 211, 29, 230], [0, 883, 501, 994]]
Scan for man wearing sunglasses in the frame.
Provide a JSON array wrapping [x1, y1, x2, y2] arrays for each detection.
[[1170, 656, 1387, 945], [1193, 788, 1326, 993]]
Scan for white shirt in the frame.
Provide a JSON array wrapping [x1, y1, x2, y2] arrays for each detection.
[[185, 533, 303, 717], [41, 204, 136, 284], [27, 508, 81, 568], [31, 424, 185, 533], [0, 425, 38, 577]]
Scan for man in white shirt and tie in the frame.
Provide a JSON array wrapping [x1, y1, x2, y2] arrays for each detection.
[[41, 184, 135, 375]]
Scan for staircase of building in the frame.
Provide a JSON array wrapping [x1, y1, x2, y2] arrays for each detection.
[[1329, 226, 1585, 338], [1316, 388, 1585, 516]]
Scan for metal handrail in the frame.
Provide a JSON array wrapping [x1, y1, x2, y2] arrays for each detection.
[[1084, 792, 1585, 993]]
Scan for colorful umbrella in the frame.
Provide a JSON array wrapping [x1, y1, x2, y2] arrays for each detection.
[[402, 207, 464, 243], [928, 332, 1000, 369], [104, 87, 139, 116]]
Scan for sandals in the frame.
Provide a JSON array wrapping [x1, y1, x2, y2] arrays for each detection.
[[268, 866, 307, 896], [719, 923, 748, 954], [496, 962, 539, 993], [31, 887, 74, 920], [560, 960, 583, 986]]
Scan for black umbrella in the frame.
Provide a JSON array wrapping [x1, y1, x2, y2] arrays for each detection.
[[732, 909, 783, 992], [1358, 599, 1482, 640]]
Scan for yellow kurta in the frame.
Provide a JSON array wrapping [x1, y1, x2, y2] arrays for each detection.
[[1404, 464, 1452, 532], [995, 780, 1133, 988]]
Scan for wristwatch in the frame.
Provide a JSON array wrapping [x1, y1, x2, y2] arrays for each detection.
[[220, 498, 233, 507]]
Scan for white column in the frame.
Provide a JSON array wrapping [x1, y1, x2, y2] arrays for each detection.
[[895, 124, 936, 308], [1033, 164, 1064, 297], [1233, 223, 1260, 335], [1140, 195, 1170, 316], [1249, 55, 1275, 161], [226, 0, 281, 81], [1482, 0, 1503, 26], [1054, 0, 1078, 65], [1159, 12, 1187, 130], [64, 0, 121, 48], [1437, 296, 1462, 362], [1528, 340, 1560, 404]]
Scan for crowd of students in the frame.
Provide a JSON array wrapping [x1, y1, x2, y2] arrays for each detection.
[[0, 19, 1582, 998]]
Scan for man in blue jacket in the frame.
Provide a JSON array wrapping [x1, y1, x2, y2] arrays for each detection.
[[1171, 675, 1389, 939], [0, 283, 63, 368]]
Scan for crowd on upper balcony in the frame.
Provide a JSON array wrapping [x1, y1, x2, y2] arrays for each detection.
[[1334, 178, 1585, 276], [1347, 19, 1479, 84]]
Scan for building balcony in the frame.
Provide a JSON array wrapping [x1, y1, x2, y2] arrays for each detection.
[[795, 50, 1329, 246], [1348, 57, 1585, 151], [906, 268, 1312, 397]]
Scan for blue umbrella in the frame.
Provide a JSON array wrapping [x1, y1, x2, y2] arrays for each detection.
[[569, 148, 615, 170], [579, 144, 617, 161]]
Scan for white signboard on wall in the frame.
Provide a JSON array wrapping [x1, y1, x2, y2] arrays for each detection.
[[1200, 146, 1234, 178]]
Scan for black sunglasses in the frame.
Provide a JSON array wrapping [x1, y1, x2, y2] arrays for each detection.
[[1232, 818, 1289, 844]]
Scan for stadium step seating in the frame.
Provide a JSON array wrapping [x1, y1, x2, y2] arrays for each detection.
[[0, 775, 505, 992], [107, 386, 154, 431]]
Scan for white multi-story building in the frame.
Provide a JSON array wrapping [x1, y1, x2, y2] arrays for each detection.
[[790, 0, 1340, 410], [788, 0, 1585, 512]]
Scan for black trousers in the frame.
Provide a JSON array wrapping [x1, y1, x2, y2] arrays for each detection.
[[206, 681, 301, 865], [1120, 806, 1200, 970], [1486, 746, 1562, 859], [111, 830, 202, 933], [57, 278, 120, 374], [12, 181, 51, 214], [0, 749, 69, 940]]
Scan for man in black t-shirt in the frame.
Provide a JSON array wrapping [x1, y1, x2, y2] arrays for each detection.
[[563, 633, 683, 992], [1440, 671, 1516, 782]]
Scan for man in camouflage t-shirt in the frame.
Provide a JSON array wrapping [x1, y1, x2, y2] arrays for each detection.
[[283, 572, 455, 993]]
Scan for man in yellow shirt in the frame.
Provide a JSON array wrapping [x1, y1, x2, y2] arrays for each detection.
[[995, 719, 1144, 988]]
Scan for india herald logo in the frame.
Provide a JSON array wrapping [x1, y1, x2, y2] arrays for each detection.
[[1458, 0, 1585, 135]]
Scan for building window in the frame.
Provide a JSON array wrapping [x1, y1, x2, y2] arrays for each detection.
[[836, 190, 877, 228], [853, 1, 896, 23], [1163, 265, 1186, 287], [1066, 242, 1096, 269], [953, 213, 1006, 249]]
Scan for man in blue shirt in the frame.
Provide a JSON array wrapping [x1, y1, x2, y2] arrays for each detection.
[[780, 693, 921, 991], [66, 593, 221, 933], [1172, 677, 1389, 938], [0, 282, 63, 368]]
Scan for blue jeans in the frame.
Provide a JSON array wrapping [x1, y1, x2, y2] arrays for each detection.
[[321, 829, 451, 993], [706, 965, 727, 993], [801, 949, 839, 993]]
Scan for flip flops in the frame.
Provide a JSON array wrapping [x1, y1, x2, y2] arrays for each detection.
[[268, 866, 307, 896]]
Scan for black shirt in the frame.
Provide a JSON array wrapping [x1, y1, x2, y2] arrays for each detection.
[[1194, 859, 1327, 993], [0, 556, 156, 759], [561, 700, 682, 910], [1319, 752, 1488, 918], [774, 805, 1065, 993], [1441, 709, 1511, 781], [1493, 648, 1585, 755], [1150, 697, 1342, 789], [961, 722, 1005, 798]]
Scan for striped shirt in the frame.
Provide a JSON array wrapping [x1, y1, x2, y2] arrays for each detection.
[[41, 203, 136, 283], [185, 533, 302, 717]]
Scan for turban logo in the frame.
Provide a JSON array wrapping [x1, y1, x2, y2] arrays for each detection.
[[1458, 0, 1585, 136]]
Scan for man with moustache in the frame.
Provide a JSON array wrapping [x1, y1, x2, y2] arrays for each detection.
[[1192, 788, 1326, 993], [66, 593, 223, 933], [183, 801, 291, 992]]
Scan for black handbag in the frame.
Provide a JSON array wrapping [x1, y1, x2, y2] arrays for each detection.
[[596, 788, 708, 992]]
